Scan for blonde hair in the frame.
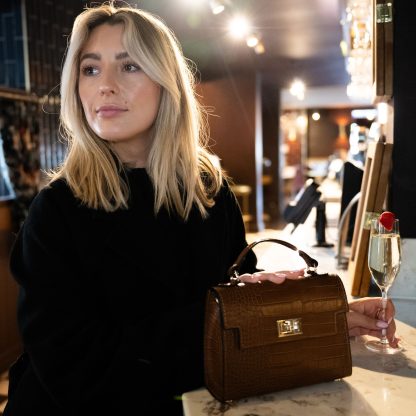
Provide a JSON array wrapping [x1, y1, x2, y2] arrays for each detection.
[[54, 2, 222, 219]]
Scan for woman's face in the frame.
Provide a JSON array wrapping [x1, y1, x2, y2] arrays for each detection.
[[78, 23, 161, 165]]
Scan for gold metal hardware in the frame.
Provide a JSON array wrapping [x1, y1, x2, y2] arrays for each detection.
[[277, 318, 303, 337]]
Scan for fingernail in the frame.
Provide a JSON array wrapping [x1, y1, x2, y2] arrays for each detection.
[[387, 317, 393, 324], [376, 320, 389, 329]]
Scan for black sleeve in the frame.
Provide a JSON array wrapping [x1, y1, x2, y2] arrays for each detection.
[[10, 189, 133, 412], [9, 180, 258, 412], [10, 185, 181, 414]]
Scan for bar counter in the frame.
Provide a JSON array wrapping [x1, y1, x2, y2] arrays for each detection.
[[182, 192, 416, 415], [183, 319, 416, 415]]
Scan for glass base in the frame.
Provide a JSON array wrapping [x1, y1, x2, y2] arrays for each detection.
[[365, 339, 403, 355]]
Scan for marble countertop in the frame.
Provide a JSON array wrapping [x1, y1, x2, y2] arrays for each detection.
[[183, 317, 416, 416]]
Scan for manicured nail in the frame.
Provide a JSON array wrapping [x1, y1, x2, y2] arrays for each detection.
[[376, 320, 389, 329]]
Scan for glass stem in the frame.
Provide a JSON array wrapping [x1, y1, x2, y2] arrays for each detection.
[[380, 289, 389, 345]]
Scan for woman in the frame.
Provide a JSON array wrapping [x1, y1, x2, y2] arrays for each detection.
[[4, 3, 398, 415]]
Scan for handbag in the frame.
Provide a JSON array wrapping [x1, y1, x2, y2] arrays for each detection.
[[204, 238, 352, 402]]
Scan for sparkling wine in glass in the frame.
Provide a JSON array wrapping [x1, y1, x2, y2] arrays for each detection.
[[365, 218, 402, 354]]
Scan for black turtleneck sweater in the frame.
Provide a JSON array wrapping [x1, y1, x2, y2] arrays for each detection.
[[5, 168, 256, 416]]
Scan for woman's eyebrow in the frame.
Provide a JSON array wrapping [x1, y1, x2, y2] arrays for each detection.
[[79, 51, 129, 63], [79, 52, 100, 63], [115, 51, 129, 60]]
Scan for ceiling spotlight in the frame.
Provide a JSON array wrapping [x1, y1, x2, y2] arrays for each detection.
[[312, 112, 321, 121], [228, 16, 250, 39], [209, 0, 225, 15], [254, 41, 265, 54], [246, 33, 260, 48], [289, 79, 306, 101]]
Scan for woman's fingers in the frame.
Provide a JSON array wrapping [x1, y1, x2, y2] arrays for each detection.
[[239, 272, 285, 284], [239, 269, 304, 284], [347, 310, 386, 333], [279, 269, 306, 279], [349, 297, 396, 323], [347, 309, 399, 348]]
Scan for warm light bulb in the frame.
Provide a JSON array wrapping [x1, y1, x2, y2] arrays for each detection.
[[246, 34, 259, 48], [228, 16, 250, 39], [312, 112, 321, 121], [296, 115, 308, 132], [289, 79, 306, 100], [209, 0, 225, 15], [254, 41, 265, 54]]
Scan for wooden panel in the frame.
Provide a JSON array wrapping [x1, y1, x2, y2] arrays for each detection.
[[196, 74, 261, 231], [348, 140, 393, 297], [372, 0, 394, 101], [0, 203, 21, 372]]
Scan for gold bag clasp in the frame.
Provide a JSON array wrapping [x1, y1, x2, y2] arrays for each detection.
[[277, 318, 303, 337]]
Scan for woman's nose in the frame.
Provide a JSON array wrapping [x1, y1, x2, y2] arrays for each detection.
[[98, 72, 118, 95], [99, 84, 117, 95]]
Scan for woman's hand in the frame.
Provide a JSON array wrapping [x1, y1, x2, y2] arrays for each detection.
[[239, 269, 305, 284], [347, 297, 399, 348], [239, 273, 398, 348]]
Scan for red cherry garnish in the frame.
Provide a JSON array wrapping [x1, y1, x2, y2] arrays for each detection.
[[379, 211, 395, 231]]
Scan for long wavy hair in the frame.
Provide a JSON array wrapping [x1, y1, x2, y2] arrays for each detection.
[[53, 2, 222, 219]]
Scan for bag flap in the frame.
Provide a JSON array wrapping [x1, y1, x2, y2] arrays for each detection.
[[211, 274, 349, 349]]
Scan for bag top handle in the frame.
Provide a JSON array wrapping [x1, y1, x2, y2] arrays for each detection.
[[227, 238, 319, 280]]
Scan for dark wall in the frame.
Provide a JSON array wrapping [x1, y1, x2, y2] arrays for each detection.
[[196, 73, 260, 229], [197, 74, 256, 184], [307, 108, 353, 158], [391, 0, 416, 238], [308, 109, 339, 158]]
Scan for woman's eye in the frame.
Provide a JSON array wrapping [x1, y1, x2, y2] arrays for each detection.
[[123, 62, 140, 72], [81, 66, 99, 76]]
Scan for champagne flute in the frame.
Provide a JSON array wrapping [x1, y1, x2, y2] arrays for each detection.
[[365, 218, 402, 354]]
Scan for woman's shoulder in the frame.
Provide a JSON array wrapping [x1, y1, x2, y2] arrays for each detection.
[[207, 177, 239, 215], [29, 178, 79, 217], [216, 176, 235, 200], [35, 177, 75, 202]]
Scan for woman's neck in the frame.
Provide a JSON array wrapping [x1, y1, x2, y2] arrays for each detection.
[[111, 139, 150, 168]]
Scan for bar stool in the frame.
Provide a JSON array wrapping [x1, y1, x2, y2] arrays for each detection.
[[230, 184, 252, 226]]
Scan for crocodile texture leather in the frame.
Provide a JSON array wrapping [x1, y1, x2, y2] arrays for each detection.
[[204, 240, 352, 403]]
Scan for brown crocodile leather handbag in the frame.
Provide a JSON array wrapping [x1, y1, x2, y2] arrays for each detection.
[[204, 238, 352, 403]]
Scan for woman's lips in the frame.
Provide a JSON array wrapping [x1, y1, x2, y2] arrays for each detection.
[[96, 105, 127, 118]]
